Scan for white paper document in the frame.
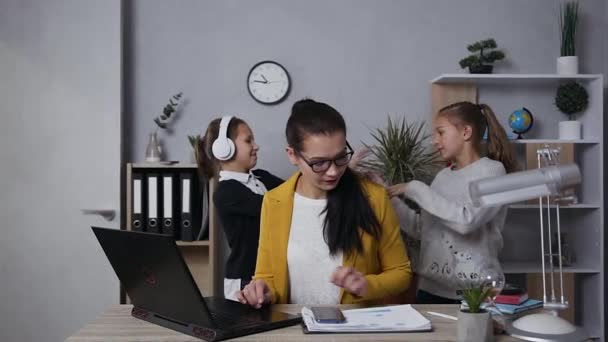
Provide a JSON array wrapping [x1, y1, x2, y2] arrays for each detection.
[[302, 305, 432, 333]]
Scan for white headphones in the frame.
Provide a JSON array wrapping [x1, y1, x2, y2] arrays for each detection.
[[211, 115, 235, 161]]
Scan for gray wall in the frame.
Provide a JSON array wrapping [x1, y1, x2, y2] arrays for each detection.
[[126, 0, 605, 179], [0, 1, 122, 341]]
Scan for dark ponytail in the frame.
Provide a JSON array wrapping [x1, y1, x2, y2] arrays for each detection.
[[287, 99, 381, 257]]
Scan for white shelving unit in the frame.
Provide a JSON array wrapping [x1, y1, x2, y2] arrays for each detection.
[[431, 74, 604, 340]]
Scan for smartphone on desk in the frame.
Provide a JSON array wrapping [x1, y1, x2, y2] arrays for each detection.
[[310, 307, 346, 324]]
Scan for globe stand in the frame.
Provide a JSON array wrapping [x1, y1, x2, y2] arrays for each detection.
[[509, 107, 534, 140]]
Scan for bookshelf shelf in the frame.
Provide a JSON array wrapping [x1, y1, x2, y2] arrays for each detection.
[[431, 73, 604, 338], [176, 240, 211, 247]]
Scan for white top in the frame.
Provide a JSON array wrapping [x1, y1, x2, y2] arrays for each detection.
[[287, 193, 342, 305], [218, 170, 267, 195], [394, 157, 508, 299]]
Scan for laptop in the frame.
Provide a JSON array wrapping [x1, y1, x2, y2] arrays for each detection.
[[92, 227, 301, 341]]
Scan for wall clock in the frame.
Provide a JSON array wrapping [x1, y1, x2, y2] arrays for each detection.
[[247, 61, 291, 105]]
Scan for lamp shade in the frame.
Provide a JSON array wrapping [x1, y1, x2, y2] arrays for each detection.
[[469, 164, 581, 207]]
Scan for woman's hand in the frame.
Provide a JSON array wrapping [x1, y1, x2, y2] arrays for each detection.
[[387, 183, 408, 198], [235, 279, 273, 309], [330, 266, 368, 297]]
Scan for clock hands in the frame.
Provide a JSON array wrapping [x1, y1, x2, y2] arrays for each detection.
[[253, 80, 267, 84], [261, 74, 268, 83]]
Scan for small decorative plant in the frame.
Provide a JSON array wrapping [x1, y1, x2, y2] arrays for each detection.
[[461, 284, 492, 313], [559, 1, 579, 57], [458, 38, 505, 74], [153, 92, 183, 130], [555, 81, 588, 120], [188, 134, 201, 149]]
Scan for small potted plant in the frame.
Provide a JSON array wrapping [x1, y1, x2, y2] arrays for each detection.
[[555, 81, 588, 140], [458, 284, 494, 342], [459, 38, 505, 74], [557, 1, 579, 75], [359, 117, 442, 271], [188, 134, 201, 163], [145, 92, 183, 162]]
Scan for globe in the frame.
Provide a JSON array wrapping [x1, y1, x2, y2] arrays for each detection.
[[508, 107, 534, 139]]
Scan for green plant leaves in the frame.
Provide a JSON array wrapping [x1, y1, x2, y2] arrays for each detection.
[[559, 1, 578, 56], [555, 81, 588, 117], [461, 285, 492, 313], [361, 117, 442, 185], [154, 92, 183, 129], [460, 38, 505, 69]]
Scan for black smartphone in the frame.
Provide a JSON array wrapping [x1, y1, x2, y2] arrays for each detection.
[[310, 307, 346, 324]]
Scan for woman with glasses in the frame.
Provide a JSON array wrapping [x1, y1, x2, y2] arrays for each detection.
[[236, 99, 412, 307]]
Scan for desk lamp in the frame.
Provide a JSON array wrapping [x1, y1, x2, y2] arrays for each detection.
[[469, 145, 588, 342]]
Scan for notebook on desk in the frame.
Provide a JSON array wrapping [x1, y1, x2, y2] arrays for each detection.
[[301, 305, 432, 334], [92, 227, 301, 341]]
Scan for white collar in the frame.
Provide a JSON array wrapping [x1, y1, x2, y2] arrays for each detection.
[[218, 170, 255, 183]]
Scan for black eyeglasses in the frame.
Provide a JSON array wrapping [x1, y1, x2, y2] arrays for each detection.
[[296, 141, 354, 173]]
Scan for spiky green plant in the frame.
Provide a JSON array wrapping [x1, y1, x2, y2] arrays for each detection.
[[559, 1, 578, 56], [462, 284, 492, 313], [361, 117, 442, 186]]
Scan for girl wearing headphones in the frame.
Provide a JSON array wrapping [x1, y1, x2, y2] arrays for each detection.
[[197, 116, 283, 301], [236, 99, 412, 307]]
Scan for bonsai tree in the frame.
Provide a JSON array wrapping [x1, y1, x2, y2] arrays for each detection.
[[555, 81, 588, 120], [559, 1, 579, 57], [154, 92, 183, 130], [459, 38, 505, 74]]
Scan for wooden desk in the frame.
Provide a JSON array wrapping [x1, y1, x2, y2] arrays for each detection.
[[66, 304, 521, 341]]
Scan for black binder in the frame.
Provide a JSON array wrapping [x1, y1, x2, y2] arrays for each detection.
[[146, 173, 161, 234], [161, 173, 177, 238], [131, 172, 146, 232], [179, 172, 194, 241]]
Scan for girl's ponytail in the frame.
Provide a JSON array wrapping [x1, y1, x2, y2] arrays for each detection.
[[479, 104, 518, 173]]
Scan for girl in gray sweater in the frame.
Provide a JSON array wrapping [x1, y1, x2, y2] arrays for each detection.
[[388, 101, 517, 304]]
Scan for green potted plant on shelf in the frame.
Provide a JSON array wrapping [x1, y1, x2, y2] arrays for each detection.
[[557, 1, 579, 75], [145, 92, 184, 162], [358, 117, 442, 271], [458, 283, 494, 342], [188, 134, 201, 163], [555, 81, 588, 140], [459, 38, 505, 74]]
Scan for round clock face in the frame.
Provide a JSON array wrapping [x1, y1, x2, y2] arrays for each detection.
[[247, 61, 291, 104]]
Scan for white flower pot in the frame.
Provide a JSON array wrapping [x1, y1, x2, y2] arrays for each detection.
[[559, 121, 582, 140], [556, 56, 578, 75], [458, 310, 494, 342]]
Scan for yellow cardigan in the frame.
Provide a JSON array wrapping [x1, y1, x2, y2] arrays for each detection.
[[254, 172, 412, 304]]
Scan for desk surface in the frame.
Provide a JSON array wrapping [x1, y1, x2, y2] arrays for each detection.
[[66, 304, 521, 341]]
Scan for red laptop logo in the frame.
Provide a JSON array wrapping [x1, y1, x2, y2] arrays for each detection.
[[141, 267, 157, 286]]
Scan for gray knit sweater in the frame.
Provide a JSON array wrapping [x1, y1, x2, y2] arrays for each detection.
[[393, 157, 508, 299]]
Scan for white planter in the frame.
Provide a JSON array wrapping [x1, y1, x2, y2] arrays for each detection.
[[457, 310, 494, 342], [559, 121, 582, 140], [556, 56, 578, 75]]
